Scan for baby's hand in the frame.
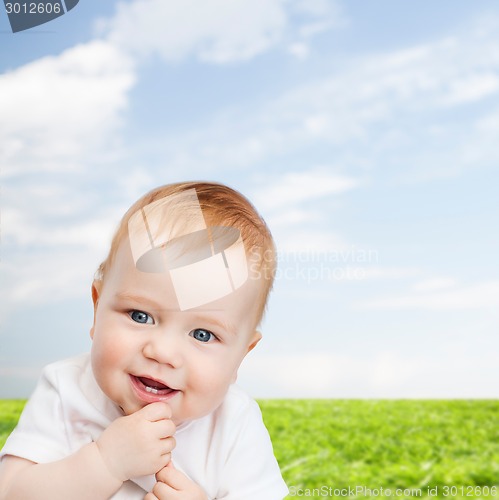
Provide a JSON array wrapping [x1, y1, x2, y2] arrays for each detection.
[[96, 402, 176, 482], [145, 462, 208, 500]]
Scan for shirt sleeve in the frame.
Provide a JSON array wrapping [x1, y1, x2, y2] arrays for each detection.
[[0, 364, 70, 464], [217, 398, 288, 500]]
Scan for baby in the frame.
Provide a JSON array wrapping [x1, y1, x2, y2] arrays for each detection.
[[0, 181, 288, 500]]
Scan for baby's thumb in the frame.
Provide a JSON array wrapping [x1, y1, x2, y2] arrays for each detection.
[[167, 460, 175, 469]]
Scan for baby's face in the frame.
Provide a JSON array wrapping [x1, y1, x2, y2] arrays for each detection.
[[90, 239, 263, 425]]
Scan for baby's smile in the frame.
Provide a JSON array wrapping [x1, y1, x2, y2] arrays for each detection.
[[129, 374, 180, 404]]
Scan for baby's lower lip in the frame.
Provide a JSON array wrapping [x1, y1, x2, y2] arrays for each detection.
[[129, 375, 179, 403]]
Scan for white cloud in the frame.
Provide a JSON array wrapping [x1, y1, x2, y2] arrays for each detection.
[[359, 267, 421, 280], [0, 35, 139, 308], [359, 281, 499, 311], [107, 0, 284, 63], [5, 4, 498, 185], [2, 180, 121, 250], [411, 277, 457, 292], [291, 0, 335, 18], [444, 73, 499, 105], [0, 182, 124, 306], [476, 106, 499, 133], [288, 42, 310, 60], [299, 20, 335, 38], [0, 40, 135, 178], [265, 208, 319, 228], [248, 168, 358, 256], [142, 16, 499, 181], [274, 229, 349, 254], [252, 168, 358, 211], [103, 0, 339, 64], [0, 208, 118, 307], [0, 250, 98, 306]]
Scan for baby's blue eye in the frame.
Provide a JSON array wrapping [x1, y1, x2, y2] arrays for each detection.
[[190, 328, 215, 343], [129, 310, 154, 324]]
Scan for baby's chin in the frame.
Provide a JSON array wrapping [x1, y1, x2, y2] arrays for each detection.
[[119, 400, 183, 423], [118, 398, 222, 426]]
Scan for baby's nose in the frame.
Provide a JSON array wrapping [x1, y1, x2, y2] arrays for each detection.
[[142, 332, 183, 368]]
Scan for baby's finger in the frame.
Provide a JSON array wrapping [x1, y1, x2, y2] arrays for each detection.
[[160, 436, 176, 455], [153, 418, 176, 438], [156, 462, 191, 491], [158, 452, 171, 471], [144, 492, 159, 500], [152, 479, 177, 499], [141, 402, 172, 421]]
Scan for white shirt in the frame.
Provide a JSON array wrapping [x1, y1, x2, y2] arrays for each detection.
[[0, 353, 288, 500]]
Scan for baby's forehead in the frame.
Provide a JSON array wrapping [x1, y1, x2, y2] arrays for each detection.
[[121, 190, 251, 312]]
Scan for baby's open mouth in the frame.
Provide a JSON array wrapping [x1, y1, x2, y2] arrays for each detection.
[[134, 375, 175, 395]]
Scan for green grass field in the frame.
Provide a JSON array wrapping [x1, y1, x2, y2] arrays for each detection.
[[2, 399, 499, 499]]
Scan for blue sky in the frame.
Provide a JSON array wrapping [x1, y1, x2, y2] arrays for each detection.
[[1, 0, 498, 398]]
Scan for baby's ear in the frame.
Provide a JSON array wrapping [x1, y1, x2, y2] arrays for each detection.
[[91, 279, 102, 307], [89, 280, 102, 340], [92, 280, 102, 307], [246, 330, 262, 354]]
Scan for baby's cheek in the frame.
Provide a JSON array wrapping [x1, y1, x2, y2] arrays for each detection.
[[90, 333, 123, 379], [104, 339, 127, 363], [192, 363, 233, 400], [90, 334, 109, 365], [92, 324, 126, 357]]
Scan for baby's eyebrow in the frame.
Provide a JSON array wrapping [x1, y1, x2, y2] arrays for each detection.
[[189, 309, 237, 335], [114, 291, 164, 311]]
